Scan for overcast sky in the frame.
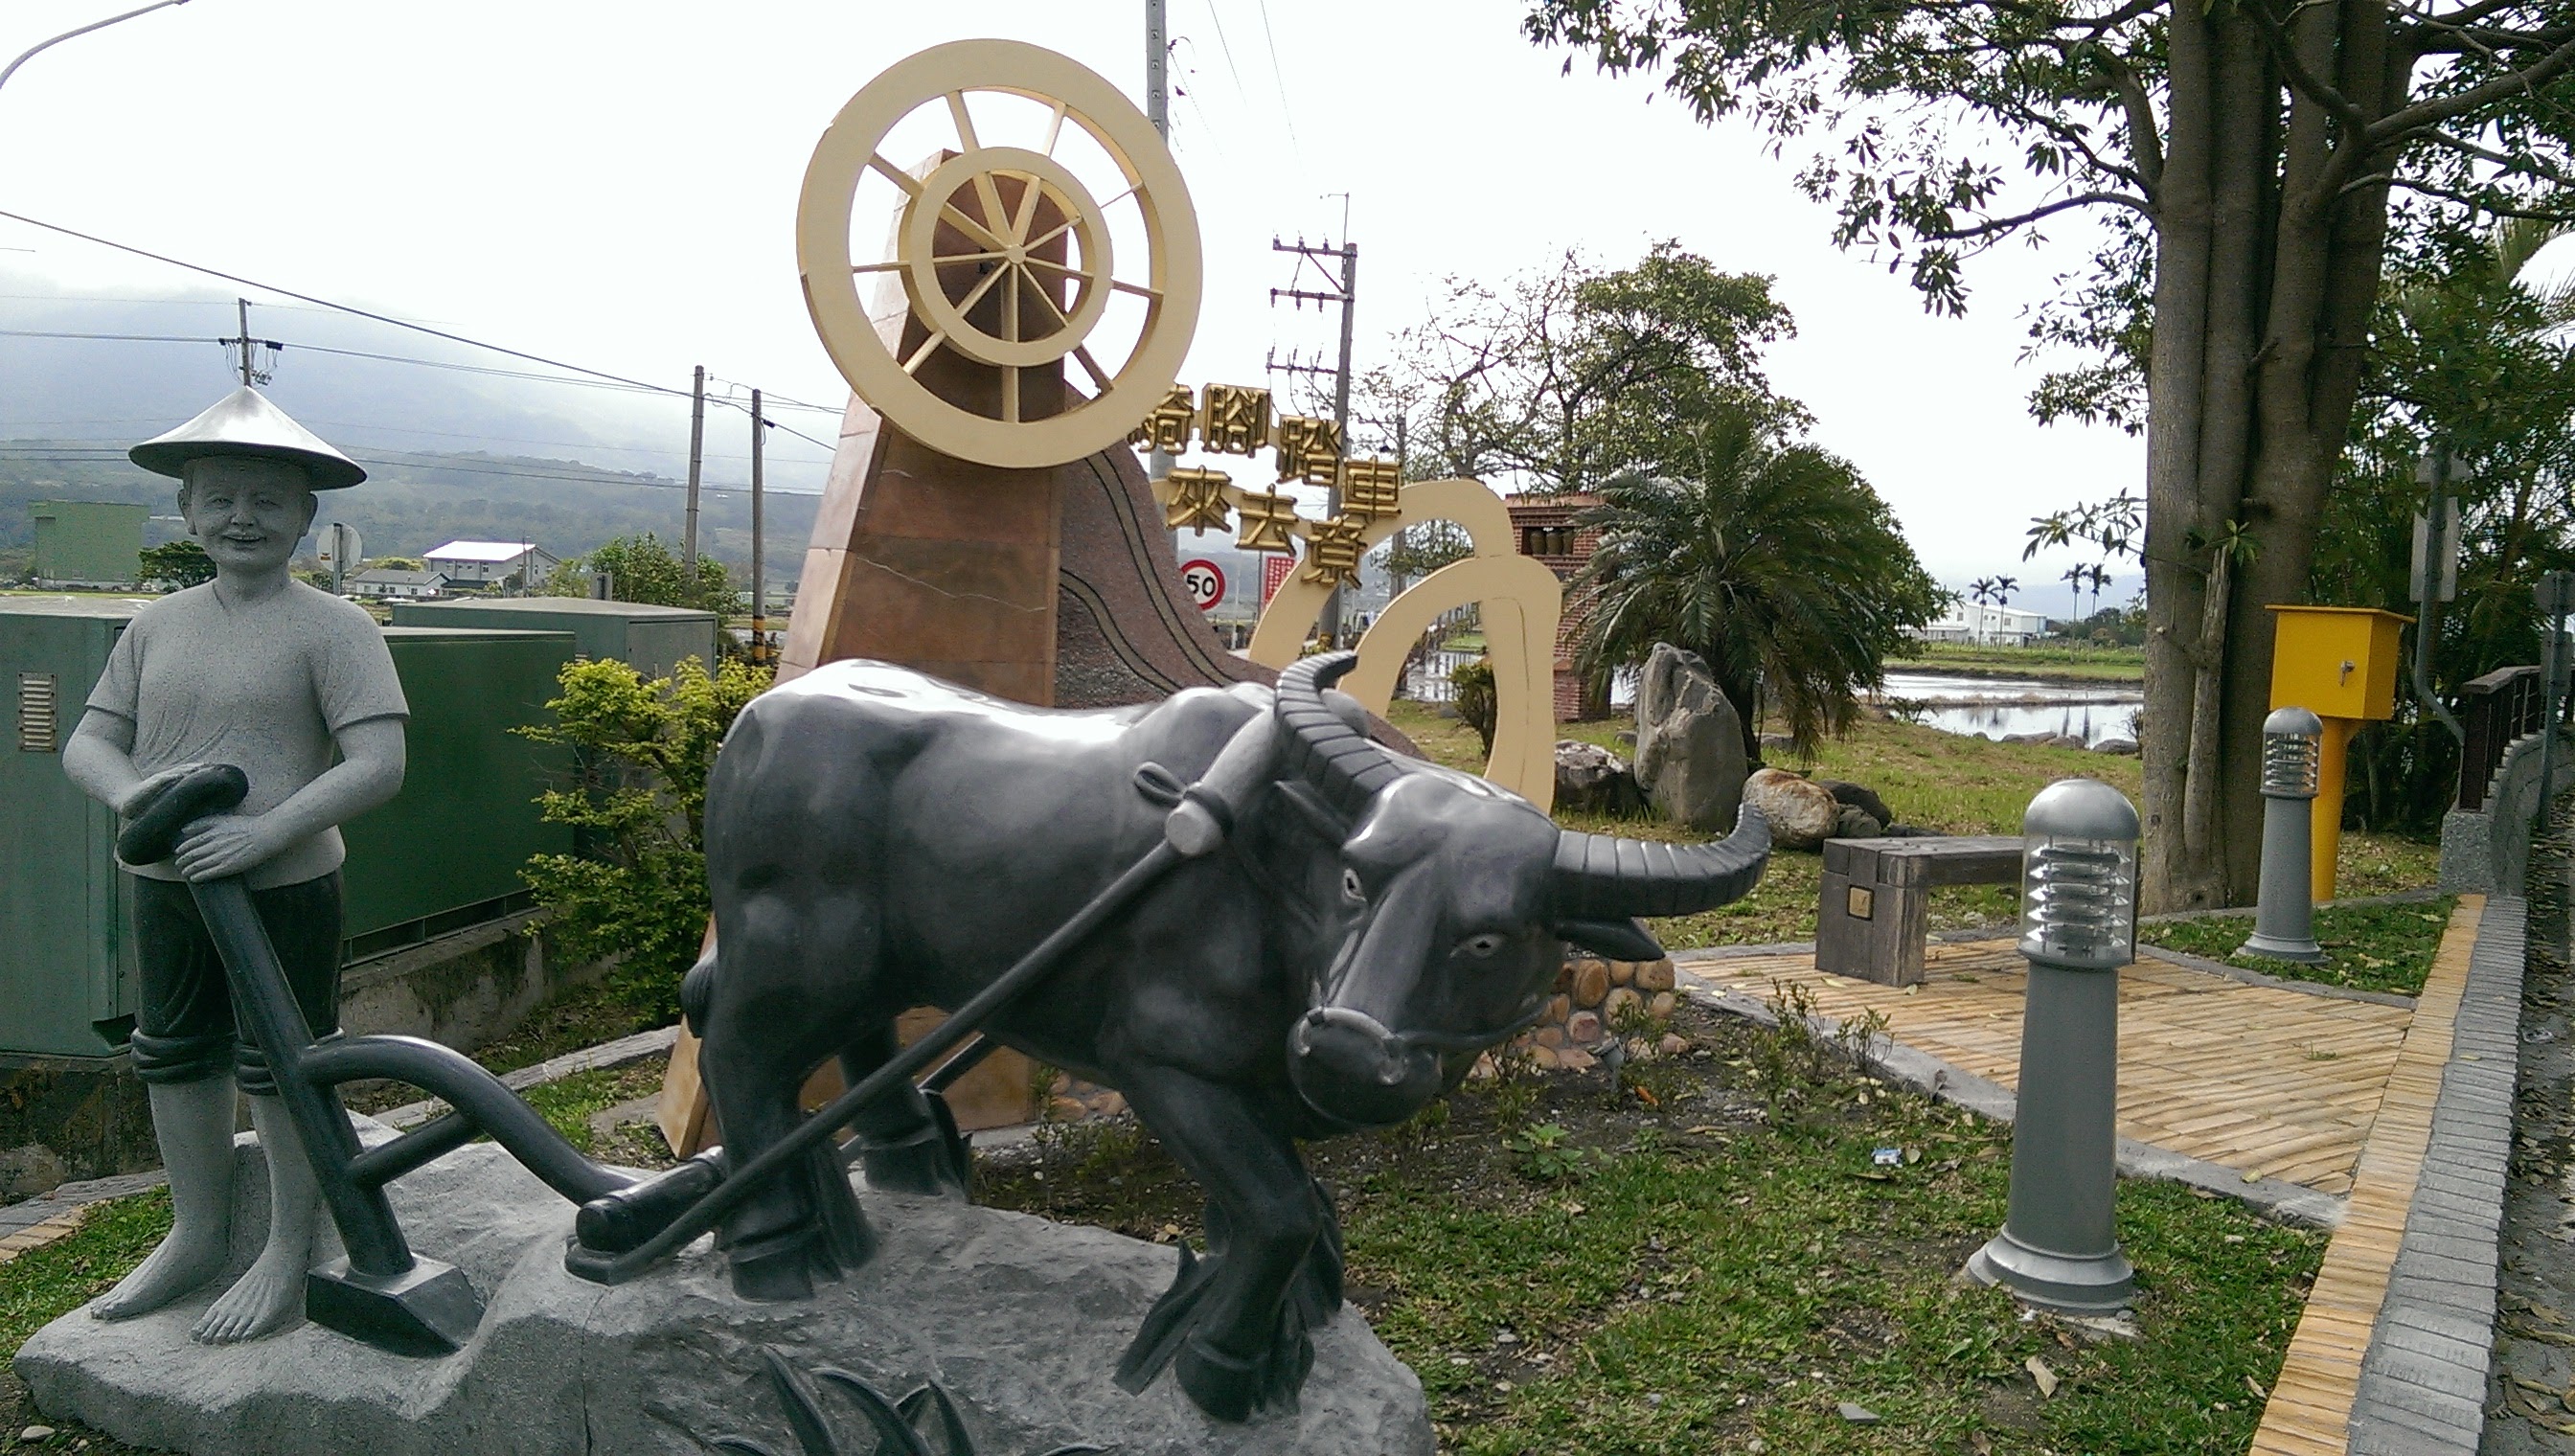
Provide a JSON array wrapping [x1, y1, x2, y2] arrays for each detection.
[[0, 0, 2154, 614]]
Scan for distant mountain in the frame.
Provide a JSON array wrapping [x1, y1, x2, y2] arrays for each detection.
[[0, 276, 831, 582], [0, 444, 818, 585]]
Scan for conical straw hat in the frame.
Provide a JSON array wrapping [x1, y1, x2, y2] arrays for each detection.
[[128, 386, 367, 489]]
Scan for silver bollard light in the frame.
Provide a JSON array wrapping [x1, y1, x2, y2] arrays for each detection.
[[2241, 707, 2327, 963], [1966, 777, 2141, 1313]]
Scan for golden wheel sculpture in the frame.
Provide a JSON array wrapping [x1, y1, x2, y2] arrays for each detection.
[[796, 39, 1203, 469]]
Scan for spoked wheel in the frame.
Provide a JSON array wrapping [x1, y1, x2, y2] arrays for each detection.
[[796, 39, 1203, 469]]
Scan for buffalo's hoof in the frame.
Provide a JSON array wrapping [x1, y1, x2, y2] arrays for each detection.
[[859, 1124, 969, 1200], [1176, 1336, 1265, 1423], [726, 1240, 817, 1303]]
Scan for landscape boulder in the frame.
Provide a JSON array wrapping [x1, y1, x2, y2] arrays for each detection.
[[1742, 767, 1841, 851], [1833, 805, 1886, 840], [1554, 740, 1645, 816], [1633, 644, 1748, 830], [2044, 734, 2088, 751], [2092, 737, 2140, 756], [1816, 779, 1894, 828]]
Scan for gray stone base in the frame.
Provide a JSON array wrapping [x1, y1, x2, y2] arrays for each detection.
[[15, 1126, 1430, 1456]]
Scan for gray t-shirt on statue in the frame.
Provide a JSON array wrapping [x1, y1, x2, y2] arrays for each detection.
[[86, 581, 409, 890]]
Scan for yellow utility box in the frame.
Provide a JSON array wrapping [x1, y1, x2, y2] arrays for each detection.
[[2267, 605, 2412, 901]]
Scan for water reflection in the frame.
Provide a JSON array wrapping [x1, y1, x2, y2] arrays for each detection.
[[1879, 671, 2143, 747]]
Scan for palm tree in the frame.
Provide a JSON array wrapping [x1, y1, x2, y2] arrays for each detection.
[[1568, 403, 1945, 756], [1993, 575, 2018, 606], [1968, 577, 1997, 607], [2060, 564, 2086, 634]]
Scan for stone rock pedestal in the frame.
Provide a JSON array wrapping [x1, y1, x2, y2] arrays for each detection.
[[15, 1126, 1432, 1456]]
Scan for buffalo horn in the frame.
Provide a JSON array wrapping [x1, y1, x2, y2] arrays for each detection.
[[1273, 651, 1403, 820], [1553, 806, 1771, 921]]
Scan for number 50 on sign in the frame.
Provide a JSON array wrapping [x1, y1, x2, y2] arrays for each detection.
[[1179, 558, 1225, 612]]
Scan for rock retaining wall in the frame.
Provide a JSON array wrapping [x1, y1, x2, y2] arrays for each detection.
[[1516, 955, 1680, 1070]]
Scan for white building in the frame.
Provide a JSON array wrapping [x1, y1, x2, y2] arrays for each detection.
[[1920, 603, 2051, 647], [346, 567, 449, 599], [423, 539, 559, 590]]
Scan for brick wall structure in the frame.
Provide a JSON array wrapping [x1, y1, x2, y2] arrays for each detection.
[[1505, 493, 1610, 721]]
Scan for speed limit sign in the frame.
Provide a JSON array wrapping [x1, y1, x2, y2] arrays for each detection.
[[1179, 557, 1225, 613]]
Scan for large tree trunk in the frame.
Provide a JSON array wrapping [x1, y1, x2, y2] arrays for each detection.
[[2138, 0, 2407, 911]]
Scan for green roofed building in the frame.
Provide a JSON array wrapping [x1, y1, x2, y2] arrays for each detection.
[[31, 501, 148, 588]]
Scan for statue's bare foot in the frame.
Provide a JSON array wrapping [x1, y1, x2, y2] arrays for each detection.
[[190, 1248, 305, 1344], [89, 1231, 228, 1322]]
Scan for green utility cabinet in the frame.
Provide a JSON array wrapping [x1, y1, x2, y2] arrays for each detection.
[[390, 598, 721, 683], [2, 598, 157, 1057], [339, 626, 581, 958], [1, 598, 580, 1058]]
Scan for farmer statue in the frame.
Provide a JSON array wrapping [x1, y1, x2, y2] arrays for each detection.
[[60, 387, 407, 1344]]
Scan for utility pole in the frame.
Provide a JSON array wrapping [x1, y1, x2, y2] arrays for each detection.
[[1145, 0, 1168, 138], [220, 299, 271, 386], [1270, 232, 1359, 643], [750, 389, 767, 667], [2412, 445, 2466, 742], [684, 365, 706, 568], [1143, 1, 1175, 497]]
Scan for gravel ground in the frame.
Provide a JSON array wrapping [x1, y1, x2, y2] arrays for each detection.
[[2486, 798, 2575, 1449]]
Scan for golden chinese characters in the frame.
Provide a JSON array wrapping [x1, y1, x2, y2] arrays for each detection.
[[1235, 490, 1302, 554], [1163, 467, 1234, 534], [1198, 385, 1273, 455], [1127, 385, 1197, 454]]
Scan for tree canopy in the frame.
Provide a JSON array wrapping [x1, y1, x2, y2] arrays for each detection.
[[1356, 243, 1797, 495], [138, 539, 214, 589], [544, 533, 735, 614]]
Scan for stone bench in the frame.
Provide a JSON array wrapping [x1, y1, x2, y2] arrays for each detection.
[[1815, 835, 2023, 987]]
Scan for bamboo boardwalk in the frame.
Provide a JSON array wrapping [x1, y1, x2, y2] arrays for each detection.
[[1679, 936, 2419, 1197]]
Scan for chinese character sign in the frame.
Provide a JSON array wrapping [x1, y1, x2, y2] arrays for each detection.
[[1198, 385, 1273, 455], [1162, 467, 1234, 534], [1127, 385, 1197, 454]]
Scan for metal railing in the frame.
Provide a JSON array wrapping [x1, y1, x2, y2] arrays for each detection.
[[2458, 666, 2562, 811]]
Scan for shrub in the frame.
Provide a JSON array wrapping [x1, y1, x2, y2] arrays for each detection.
[[516, 654, 768, 1025], [1451, 656, 1497, 753]]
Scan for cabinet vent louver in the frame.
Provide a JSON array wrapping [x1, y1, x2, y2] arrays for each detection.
[[17, 672, 58, 753]]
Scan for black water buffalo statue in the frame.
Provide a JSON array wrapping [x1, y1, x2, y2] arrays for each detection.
[[667, 651, 1766, 1420]]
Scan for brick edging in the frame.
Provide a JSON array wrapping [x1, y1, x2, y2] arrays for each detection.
[[2344, 897, 2525, 1454]]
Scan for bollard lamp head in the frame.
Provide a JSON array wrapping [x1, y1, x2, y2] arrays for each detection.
[[2018, 778, 2141, 971]]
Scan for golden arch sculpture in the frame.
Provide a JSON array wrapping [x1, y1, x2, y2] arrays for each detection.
[[1178, 472, 1563, 812]]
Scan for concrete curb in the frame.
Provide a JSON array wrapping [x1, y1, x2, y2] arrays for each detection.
[[2347, 897, 2526, 1455], [376, 1024, 678, 1130], [1675, 975, 2348, 1228]]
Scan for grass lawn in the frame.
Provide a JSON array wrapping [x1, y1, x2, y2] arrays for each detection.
[[2140, 898, 2456, 997], [1889, 642, 2147, 683], [1385, 702, 2440, 953], [984, 996, 2324, 1454]]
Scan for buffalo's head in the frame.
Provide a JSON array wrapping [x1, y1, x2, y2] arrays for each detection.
[[1268, 653, 1767, 1130]]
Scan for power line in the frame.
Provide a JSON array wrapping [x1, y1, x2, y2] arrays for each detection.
[[0, 207, 691, 398], [0, 328, 212, 343], [1252, 0, 1304, 157]]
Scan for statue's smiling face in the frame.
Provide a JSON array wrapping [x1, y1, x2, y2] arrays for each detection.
[[181, 458, 315, 577]]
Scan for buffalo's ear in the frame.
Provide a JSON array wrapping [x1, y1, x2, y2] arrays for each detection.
[[1556, 917, 1666, 964]]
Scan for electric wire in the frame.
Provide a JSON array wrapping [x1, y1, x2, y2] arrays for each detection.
[[0, 208, 692, 399]]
